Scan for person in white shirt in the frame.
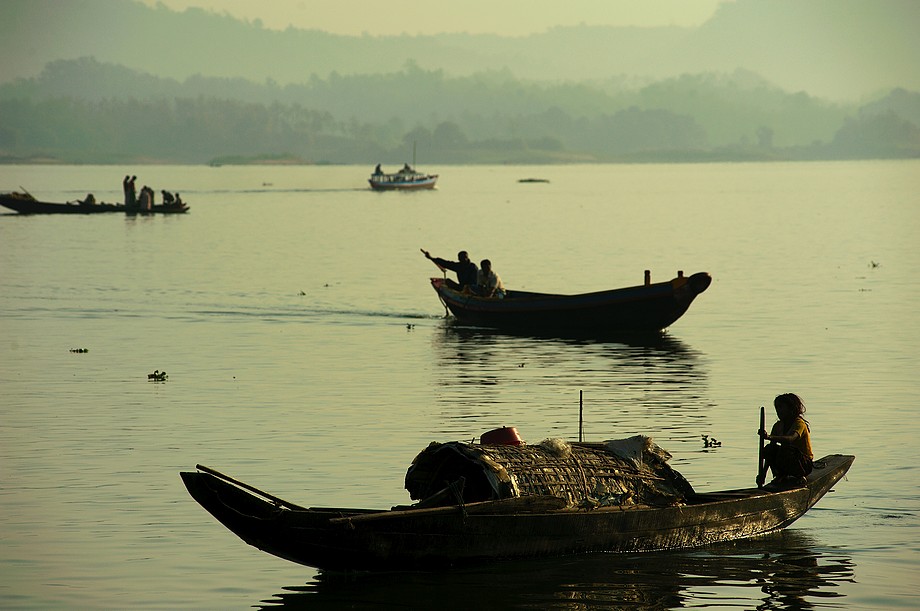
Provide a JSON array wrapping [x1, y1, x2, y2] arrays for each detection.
[[476, 259, 505, 298]]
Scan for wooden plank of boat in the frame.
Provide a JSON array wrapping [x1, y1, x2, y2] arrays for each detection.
[[429, 270, 712, 336], [179, 453, 853, 571]]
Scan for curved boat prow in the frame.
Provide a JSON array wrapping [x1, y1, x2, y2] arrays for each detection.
[[688, 271, 712, 295]]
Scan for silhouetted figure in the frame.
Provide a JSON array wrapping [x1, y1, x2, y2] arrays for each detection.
[[421, 249, 478, 291], [759, 393, 813, 487], [123, 175, 138, 210], [476, 258, 505, 298]]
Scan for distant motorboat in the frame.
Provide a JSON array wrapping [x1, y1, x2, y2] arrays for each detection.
[[369, 164, 438, 191]]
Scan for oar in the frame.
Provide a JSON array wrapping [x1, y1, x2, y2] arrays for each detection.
[[756, 406, 767, 488]]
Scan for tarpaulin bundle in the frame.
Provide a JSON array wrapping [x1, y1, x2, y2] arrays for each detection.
[[405, 435, 694, 509]]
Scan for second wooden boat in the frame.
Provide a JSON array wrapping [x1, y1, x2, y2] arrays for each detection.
[[180, 432, 852, 571]]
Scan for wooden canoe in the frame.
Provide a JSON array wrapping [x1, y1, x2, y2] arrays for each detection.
[[180, 453, 853, 571], [1, 192, 189, 214], [430, 270, 711, 336]]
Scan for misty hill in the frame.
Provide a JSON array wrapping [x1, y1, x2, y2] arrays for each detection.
[[1, 0, 917, 101], [2, 57, 918, 164]]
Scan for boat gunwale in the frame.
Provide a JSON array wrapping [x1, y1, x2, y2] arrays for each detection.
[[182, 453, 853, 521]]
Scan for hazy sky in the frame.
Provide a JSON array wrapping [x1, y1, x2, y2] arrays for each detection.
[[140, 0, 727, 36]]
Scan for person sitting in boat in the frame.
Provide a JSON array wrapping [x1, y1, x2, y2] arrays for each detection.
[[475, 259, 505, 299], [174, 193, 183, 206], [161, 190, 175, 205], [401, 163, 413, 174], [81, 193, 96, 206], [758, 393, 813, 486], [374, 164, 383, 175], [421, 249, 478, 292]]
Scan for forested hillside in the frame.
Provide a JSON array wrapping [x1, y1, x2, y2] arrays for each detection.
[[1, 0, 918, 164], [1, 58, 918, 164], [2, 0, 917, 100]]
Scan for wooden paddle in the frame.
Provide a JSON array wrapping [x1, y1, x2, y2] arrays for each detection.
[[756, 406, 768, 488]]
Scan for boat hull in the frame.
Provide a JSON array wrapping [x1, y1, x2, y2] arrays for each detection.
[[1, 193, 189, 214], [431, 271, 711, 336], [368, 174, 438, 190], [180, 454, 853, 571]]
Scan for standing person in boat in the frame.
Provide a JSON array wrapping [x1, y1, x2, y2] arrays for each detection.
[[421, 249, 478, 292], [475, 259, 506, 299], [123, 175, 137, 209], [759, 393, 813, 486], [374, 164, 383, 175], [139, 185, 155, 212]]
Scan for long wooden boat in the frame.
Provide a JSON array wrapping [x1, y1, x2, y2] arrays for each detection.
[[180, 434, 853, 571], [430, 270, 711, 335], [0, 192, 189, 214], [369, 166, 438, 191]]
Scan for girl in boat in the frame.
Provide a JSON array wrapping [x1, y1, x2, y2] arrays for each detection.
[[759, 392, 813, 486]]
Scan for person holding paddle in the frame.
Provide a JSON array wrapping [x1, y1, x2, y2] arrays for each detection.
[[758, 393, 814, 487], [421, 249, 478, 292]]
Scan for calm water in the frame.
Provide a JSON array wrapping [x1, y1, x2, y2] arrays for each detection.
[[1, 161, 918, 609]]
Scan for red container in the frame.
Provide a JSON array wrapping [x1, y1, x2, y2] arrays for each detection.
[[480, 426, 524, 446]]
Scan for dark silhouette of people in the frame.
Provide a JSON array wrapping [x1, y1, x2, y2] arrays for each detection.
[[421, 249, 478, 291], [123, 175, 137, 209], [138, 185, 154, 211], [758, 393, 814, 488]]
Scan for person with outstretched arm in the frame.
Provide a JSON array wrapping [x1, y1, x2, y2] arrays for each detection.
[[421, 249, 478, 292]]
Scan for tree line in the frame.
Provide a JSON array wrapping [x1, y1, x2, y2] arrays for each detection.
[[1, 59, 918, 164]]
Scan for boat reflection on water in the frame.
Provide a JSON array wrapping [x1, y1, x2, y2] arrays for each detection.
[[258, 530, 853, 610], [429, 321, 706, 424]]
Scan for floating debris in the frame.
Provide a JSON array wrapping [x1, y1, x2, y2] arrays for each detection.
[[69, 348, 89, 353], [148, 370, 168, 381], [701, 434, 721, 448]]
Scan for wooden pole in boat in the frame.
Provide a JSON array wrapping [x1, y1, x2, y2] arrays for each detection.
[[756, 406, 767, 488], [579, 390, 584, 442], [195, 464, 309, 511]]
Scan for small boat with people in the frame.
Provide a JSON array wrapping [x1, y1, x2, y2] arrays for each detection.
[[369, 163, 438, 191], [0, 190, 189, 215], [180, 426, 853, 571], [429, 269, 711, 336]]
